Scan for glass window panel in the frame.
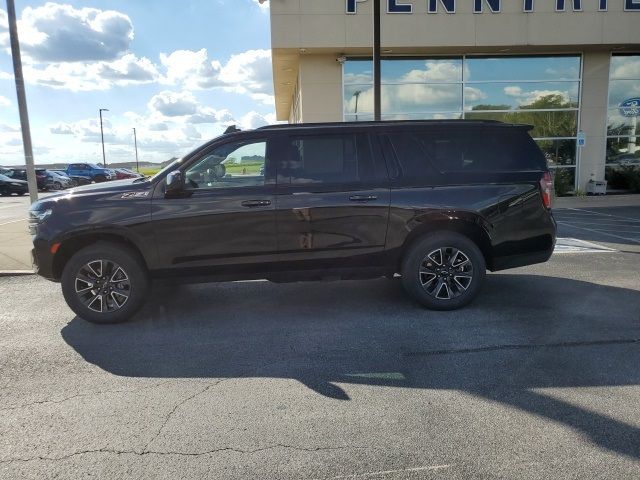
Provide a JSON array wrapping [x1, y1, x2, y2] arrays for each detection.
[[535, 139, 577, 167], [465, 56, 581, 82], [186, 141, 266, 190], [550, 167, 576, 196], [607, 109, 639, 136], [280, 134, 374, 185], [344, 60, 373, 85], [382, 84, 462, 113], [382, 113, 462, 120], [606, 137, 640, 166], [608, 80, 640, 109], [464, 111, 578, 138], [344, 114, 375, 122], [465, 82, 580, 110], [344, 85, 374, 114], [610, 55, 640, 80], [382, 58, 462, 83]]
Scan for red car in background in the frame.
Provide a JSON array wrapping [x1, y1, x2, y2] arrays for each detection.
[[114, 168, 143, 180]]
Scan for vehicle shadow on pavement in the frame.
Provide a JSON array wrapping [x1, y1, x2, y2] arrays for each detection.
[[61, 274, 640, 459]]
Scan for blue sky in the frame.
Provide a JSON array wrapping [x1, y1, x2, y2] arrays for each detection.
[[0, 0, 273, 165]]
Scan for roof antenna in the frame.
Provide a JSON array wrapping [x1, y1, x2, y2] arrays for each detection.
[[224, 125, 241, 134]]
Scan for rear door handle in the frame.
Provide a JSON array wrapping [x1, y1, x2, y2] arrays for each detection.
[[349, 195, 378, 202], [241, 199, 272, 208]]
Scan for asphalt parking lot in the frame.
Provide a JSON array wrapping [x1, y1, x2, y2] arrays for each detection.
[[1, 197, 639, 479]]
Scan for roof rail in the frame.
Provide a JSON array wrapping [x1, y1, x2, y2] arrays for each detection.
[[256, 119, 509, 130]]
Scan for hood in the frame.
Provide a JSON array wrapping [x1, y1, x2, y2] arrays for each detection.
[[67, 177, 150, 194]]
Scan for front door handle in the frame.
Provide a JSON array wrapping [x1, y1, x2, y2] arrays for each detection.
[[349, 195, 378, 202], [241, 199, 272, 208]]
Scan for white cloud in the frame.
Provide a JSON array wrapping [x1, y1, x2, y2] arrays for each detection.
[[238, 111, 276, 130], [399, 61, 462, 83], [0, 123, 19, 132], [9, 3, 133, 62], [0, 95, 10, 107], [159, 49, 223, 90], [218, 49, 273, 104], [611, 57, 640, 80], [148, 91, 200, 117], [504, 85, 571, 105]]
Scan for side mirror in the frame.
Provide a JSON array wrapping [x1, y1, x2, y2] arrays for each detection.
[[165, 171, 184, 195]]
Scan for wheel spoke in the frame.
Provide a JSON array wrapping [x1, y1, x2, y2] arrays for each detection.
[[75, 278, 93, 293], [86, 260, 102, 278], [428, 249, 443, 266], [454, 275, 472, 291], [435, 281, 451, 300], [110, 291, 128, 308], [86, 294, 103, 313], [110, 267, 129, 283]]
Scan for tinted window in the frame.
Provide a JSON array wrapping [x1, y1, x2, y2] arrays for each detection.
[[387, 128, 545, 180], [385, 132, 438, 185], [280, 134, 373, 186], [418, 129, 545, 172], [185, 140, 266, 190]]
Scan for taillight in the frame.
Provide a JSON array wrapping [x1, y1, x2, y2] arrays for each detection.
[[539, 171, 553, 209]]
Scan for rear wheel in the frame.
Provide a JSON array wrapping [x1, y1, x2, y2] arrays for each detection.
[[61, 242, 149, 324], [401, 232, 486, 310]]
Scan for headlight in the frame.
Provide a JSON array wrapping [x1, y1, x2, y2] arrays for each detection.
[[28, 209, 52, 234]]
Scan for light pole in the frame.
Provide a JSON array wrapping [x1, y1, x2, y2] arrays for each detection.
[[353, 90, 362, 122], [132, 127, 139, 173], [373, 0, 381, 121], [6, 0, 38, 203], [99, 108, 109, 167]]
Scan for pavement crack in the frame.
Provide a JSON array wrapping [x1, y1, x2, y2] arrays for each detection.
[[0, 381, 173, 412], [0, 444, 369, 464], [403, 338, 640, 358], [142, 379, 228, 452]]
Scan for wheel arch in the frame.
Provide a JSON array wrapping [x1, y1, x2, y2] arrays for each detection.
[[399, 216, 494, 271], [52, 230, 149, 280]]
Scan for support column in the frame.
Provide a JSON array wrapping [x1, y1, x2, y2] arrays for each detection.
[[298, 54, 344, 123], [578, 51, 610, 190]]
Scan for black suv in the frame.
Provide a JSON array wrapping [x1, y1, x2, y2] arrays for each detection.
[[30, 121, 556, 324]]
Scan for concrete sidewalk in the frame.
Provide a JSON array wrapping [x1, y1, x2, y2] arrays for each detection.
[[0, 194, 639, 273], [0, 219, 31, 272]]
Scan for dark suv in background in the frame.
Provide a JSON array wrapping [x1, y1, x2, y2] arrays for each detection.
[[30, 120, 556, 324]]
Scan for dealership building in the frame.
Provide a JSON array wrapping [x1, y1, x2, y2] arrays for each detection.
[[268, 0, 640, 190]]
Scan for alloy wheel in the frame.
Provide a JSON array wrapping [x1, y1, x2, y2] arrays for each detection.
[[419, 247, 474, 300], [75, 260, 131, 313]]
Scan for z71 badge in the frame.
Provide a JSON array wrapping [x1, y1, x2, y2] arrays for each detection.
[[120, 191, 150, 199]]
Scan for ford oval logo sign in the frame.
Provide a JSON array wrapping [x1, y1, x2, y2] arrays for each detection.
[[619, 98, 640, 118]]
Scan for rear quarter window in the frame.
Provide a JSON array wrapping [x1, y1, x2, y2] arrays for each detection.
[[420, 128, 546, 173]]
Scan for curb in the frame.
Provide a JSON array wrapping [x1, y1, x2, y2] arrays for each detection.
[[0, 270, 35, 277]]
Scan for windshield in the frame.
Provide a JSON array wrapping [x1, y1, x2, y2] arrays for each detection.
[[0, 174, 10, 181]]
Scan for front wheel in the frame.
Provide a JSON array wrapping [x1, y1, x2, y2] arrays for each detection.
[[61, 242, 149, 324], [94, 175, 106, 183], [401, 232, 486, 311]]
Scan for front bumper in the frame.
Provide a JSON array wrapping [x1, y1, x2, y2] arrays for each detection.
[[31, 240, 57, 281]]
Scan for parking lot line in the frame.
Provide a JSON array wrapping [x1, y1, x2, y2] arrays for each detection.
[[556, 221, 640, 244], [0, 219, 27, 227], [563, 207, 640, 223]]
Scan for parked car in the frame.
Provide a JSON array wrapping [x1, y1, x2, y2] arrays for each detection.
[[0, 167, 27, 181], [66, 163, 115, 182], [0, 173, 28, 196], [35, 169, 55, 191], [114, 168, 143, 180], [51, 170, 93, 186], [49, 171, 75, 190], [29, 120, 556, 324]]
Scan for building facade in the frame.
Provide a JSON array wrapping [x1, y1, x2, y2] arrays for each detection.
[[269, 0, 640, 191]]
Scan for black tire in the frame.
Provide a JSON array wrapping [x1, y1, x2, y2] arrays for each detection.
[[94, 175, 106, 183], [54, 181, 62, 190], [401, 232, 486, 311], [61, 242, 149, 324]]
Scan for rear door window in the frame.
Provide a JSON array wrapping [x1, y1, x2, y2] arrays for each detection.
[[279, 133, 375, 186]]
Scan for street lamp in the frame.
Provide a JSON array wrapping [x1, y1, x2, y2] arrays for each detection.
[[99, 108, 109, 167], [373, 0, 381, 121], [353, 90, 362, 122], [132, 127, 139, 173]]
